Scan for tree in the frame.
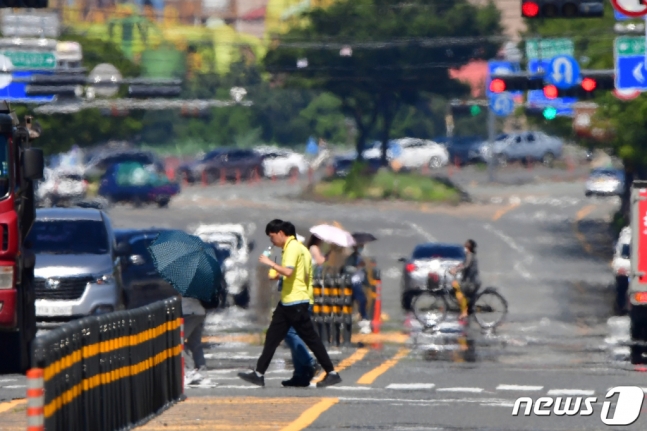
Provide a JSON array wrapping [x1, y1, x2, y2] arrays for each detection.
[[264, 0, 503, 163]]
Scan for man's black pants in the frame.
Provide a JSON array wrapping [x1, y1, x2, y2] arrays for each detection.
[[256, 302, 335, 374]]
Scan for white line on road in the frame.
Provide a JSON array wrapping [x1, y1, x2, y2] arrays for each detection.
[[212, 385, 261, 389], [386, 383, 435, 390], [2, 385, 25, 389], [496, 385, 543, 392], [337, 396, 514, 405], [547, 389, 595, 396], [483, 224, 533, 280], [324, 386, 372, 391], [0, 379, 17, 383], [407, 222, 437, 242], [436, 387, 484, 393]]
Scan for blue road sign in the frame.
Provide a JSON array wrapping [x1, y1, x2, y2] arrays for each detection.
[[489, 92, 515, 117], [0, 71, 55, 103], [487, 60, 522, 98], [616, 56, 647, 90], [546, 55, 580, 89], [615, 10, 631, 20], [527, 59, 576, 117]]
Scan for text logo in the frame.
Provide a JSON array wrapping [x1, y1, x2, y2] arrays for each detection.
[[512, 386, 644, 426]]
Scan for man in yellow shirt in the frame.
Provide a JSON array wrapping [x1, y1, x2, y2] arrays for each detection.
[[239, 219, 341, 388]]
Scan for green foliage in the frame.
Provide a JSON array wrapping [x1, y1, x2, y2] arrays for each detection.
[[597, 93, 647, 170], [317, 165, 460, 202], [265, 0, 503, 156], [60, 31, 141, 77]]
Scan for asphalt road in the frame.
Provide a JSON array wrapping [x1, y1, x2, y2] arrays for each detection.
[[1, 169, 643, 431]]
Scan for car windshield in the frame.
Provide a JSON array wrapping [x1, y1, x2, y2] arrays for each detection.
[[591, 169, 620, 178], [412, 244, 465, 260], [214, 246, 231, 262], [28, 220, 109, 254]]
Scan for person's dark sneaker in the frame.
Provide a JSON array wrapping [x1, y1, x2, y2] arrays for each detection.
[[238, 371, 265, 387], [281, 377, 311, 387], [316, 372, 342, 388]]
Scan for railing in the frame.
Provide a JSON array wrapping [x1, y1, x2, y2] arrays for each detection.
[[27, 297, 183, 431]]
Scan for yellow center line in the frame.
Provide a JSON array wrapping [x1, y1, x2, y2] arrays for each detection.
[[492, 202, 520, 221], [573, 204, 596, 255], [0, 399, 26, 414], [312, 347, 368, 383], [357, 348, 410, 385], [280, 398, 339, 431]]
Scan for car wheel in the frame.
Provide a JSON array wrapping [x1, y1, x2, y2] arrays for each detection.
[[496, 154, 508, 167], [542, 152, 555, 168], [132, 196, 143, 208], [585, 191, 592, 197], [401, 290, 417, 311], [288, 166, 299, 178], [428, 156, 443, 169], [157, 197, 170, 208], [206, 169, 220, 184]]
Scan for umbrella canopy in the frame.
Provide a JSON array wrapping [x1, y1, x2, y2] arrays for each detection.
[[148, 230, 221, 302], [310, 224, 356, 247], [352, 232, 378, 244]]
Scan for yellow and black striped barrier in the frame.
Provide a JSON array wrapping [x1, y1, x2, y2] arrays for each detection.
[[28, 297, 183, 431]]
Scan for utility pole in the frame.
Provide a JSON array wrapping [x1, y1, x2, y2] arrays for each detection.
[[487, 107, 496, 183]]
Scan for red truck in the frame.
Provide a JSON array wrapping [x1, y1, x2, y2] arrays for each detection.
[[0, 102, 44, 373]]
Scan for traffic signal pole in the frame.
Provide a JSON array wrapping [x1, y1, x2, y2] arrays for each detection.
[[487, 107, 496, 183]]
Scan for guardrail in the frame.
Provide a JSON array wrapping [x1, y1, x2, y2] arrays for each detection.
[[27, 297, 183, 431]]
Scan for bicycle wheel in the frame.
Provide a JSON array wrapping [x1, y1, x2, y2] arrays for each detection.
[[472, 288, 508, 329], [412, 291, 448, 328]]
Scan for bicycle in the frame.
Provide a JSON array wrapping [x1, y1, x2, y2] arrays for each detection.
[[412, 270, 508, 329]]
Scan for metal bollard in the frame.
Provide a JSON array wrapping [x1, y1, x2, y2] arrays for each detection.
[[342, 274, 353, 346], [321, 274, 334, 345], [26, 368, 44, 431], [313, 274, 323, 336]]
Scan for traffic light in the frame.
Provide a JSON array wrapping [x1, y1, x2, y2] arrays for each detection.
[[521, 0, 604, 18], [549, 70, 614, 98], [543, 107, 557, 120], [450, 100, 486, 117], [489, 73, 544, 92], [525, 106, 558, 120]]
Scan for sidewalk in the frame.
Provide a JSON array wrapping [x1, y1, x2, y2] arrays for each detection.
[[137, 396, 335, 431]]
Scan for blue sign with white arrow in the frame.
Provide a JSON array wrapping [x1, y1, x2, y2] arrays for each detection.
[[489, 92, 515, 117], [546, 55, 580, 89], [616, 56, 647, 90]]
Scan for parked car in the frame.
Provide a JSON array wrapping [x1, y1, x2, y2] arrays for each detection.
[[84, 150, 163, 179], [468, 134, 508, 163], [176, 148, 264, 184], [329, 155, 384, 178], [115, 228, 227, 309], [365, 138, 449, 170], [254, 147, 309, 178], [27, 208, 123, 322], [585, 168, 625, 197], [612, 226, 631, 314], [193, 223, 254, 307], [99, 162, 180, 207], [36, 167, 88, 207], [399, 243, 465, 310], [492, 131, 563, 167], [446, 137, 483, 165]]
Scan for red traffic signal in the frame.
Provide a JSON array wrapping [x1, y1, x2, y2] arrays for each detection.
[[581, 77, 597, 92], [522, 1, 540, 17], [543, 85, 558, 100], [489, 78, 506, 93]]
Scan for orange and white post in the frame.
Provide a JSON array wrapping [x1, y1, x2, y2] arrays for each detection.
[[26, 368, 44, 431]]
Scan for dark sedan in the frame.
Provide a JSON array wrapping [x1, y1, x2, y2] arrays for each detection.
[[329, 156, 384, 178], [99, 162, 180, 207], [116, 228, 227, 309], [399, 243, 465, 310], [176, 148, 264, 184]]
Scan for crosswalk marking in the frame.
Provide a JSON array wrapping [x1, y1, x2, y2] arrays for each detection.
[[386, 383, 435, 390], [436, 387, 484, 393], [547, 389, 595, 396], [496, 384, 543, 391]]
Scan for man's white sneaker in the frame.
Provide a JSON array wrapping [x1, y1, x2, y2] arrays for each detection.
[[359, 319, 371, 334]]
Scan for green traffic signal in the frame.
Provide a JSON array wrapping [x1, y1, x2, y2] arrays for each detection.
[[470, 105, 481, 116], [543, 107, 557, 120]]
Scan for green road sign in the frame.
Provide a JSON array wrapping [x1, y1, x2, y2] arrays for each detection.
[[526, 39, 574, 60], [1, 51, 56, 69], [615, 37, 645, 56], [543, 107, 557, 120]]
